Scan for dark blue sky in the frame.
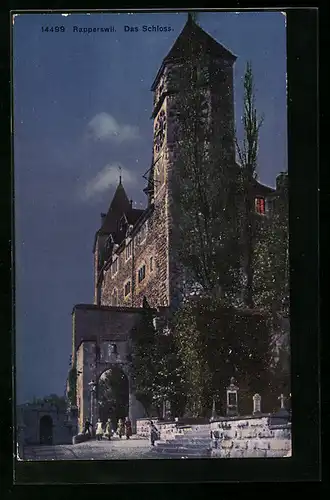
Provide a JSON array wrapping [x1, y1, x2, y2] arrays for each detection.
[[13, 11, 287, 403]]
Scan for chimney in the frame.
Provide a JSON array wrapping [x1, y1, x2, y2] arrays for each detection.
[[130, 199, 133, 208], [100, 213, 106, 224]]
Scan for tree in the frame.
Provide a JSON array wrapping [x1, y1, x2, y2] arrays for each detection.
[[67, 366, 77, 407], [235, 61, 264, 308], [253, 174, 290, 391], [174, 297, 272, 416], [128, 308, 185, 417], [30, 394, 67, 411]]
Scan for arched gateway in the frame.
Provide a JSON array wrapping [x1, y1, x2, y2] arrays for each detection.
[[71, 304, 149, 433]]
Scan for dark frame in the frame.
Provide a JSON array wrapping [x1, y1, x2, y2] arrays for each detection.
[[1, 6, 320, 487]]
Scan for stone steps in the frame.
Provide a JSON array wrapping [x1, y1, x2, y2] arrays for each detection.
[[156, 442, 210, 450], [152, 446, 211, 458]]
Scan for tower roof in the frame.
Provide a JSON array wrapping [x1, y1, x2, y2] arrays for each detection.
[[151, 15, 237, 91], [99, 181, 131, 234]]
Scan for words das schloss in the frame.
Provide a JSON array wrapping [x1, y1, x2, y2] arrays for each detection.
[[124, 25, 173, 32]]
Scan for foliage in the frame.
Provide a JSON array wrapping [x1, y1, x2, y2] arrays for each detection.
[[30, 393, 67, 411], [253, 177, 290, 385], [129, 308, 185, 417], [67, 367, 77, 407], [173, 297, 272, 415]]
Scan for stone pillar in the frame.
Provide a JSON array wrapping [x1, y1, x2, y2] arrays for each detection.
[[226, 377, 239, 417]]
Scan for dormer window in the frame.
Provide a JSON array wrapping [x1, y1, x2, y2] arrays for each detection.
[[119, 215, 127, 233], [255, 197, 265, 215]]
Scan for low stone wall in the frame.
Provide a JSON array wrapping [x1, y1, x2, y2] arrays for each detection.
[[72, 433, 92, 444], [210, 415, 291, 458], [136, 418, 209, 441]]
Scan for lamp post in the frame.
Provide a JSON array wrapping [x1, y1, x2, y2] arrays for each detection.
[[88, 380, 97, 429]]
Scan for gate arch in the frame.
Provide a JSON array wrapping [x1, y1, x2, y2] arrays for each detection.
[[97, 364, 129, 429]]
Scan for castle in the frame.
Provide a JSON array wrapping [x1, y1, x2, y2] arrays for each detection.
[[70, 15, 287, 432]]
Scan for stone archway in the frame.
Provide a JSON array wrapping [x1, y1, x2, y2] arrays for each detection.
[[97, 365, 129, 430], [39, 415, 53, 445], [72, 305, 150, 433]]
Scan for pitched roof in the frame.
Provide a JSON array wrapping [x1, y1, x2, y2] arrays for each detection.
[[252, 179, 275, 196], [99, 181, 131, 234], [151, 15, 237, 91]]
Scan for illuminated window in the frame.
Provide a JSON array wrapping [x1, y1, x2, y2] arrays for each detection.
[[255, 197, 265, 215], [138, 265, 146, 283]]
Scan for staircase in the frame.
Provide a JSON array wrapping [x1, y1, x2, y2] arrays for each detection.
[[150, 425, 212, 459]]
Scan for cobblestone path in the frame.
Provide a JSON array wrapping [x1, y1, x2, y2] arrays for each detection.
[[22, 437, 162, 461]]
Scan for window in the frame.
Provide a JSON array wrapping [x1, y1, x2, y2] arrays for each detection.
[[138, 264, 146, 283], [108, 343, 117, 357], [266, 198, 275, 215], [124, 281, 131, 297], [112, 289, 118, 306], [150, 256, 153, 272], [111, 258, 118, 276], [255, 197, 265, 215], [136, 222, 148, 245], [125, 241, 132, 260]]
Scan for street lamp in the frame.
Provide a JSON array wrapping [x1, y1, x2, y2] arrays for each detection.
[[88, 380, 97, 428]]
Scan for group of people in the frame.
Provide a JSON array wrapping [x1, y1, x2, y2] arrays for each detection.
[[83, 417, 160, 446], [83, 417, 132, 441]]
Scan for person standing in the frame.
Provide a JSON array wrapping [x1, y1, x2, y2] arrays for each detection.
[[95, 419, 103, 441], [117, 418, 125, 439], [125, 417, 132, 440], [104, 418, 112, 440], [150, 420, 159, 446], [84, 419, 92, 437]]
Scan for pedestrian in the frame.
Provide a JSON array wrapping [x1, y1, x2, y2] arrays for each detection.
[[117, 418, 125, 439], [104, 418, 112, 441], [149, 420, 159, 446], [95, 418, 103, 441], [212, 429, 220, 449], [83, 419, 92, 437], [125, 417, 132, 440]]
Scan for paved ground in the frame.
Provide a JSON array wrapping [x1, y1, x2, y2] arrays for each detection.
[[22, 436, 161, 461]]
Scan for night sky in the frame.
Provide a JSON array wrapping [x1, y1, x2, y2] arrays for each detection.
[[13, 11, 287, 404]]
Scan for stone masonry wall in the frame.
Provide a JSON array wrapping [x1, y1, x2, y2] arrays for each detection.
[[210, 416, 291, 458], [100, 166, 170, 310]]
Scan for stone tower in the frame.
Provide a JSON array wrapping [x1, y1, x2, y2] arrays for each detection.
[[91, 16, 241, 311], [149, 15, 238, 305]]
